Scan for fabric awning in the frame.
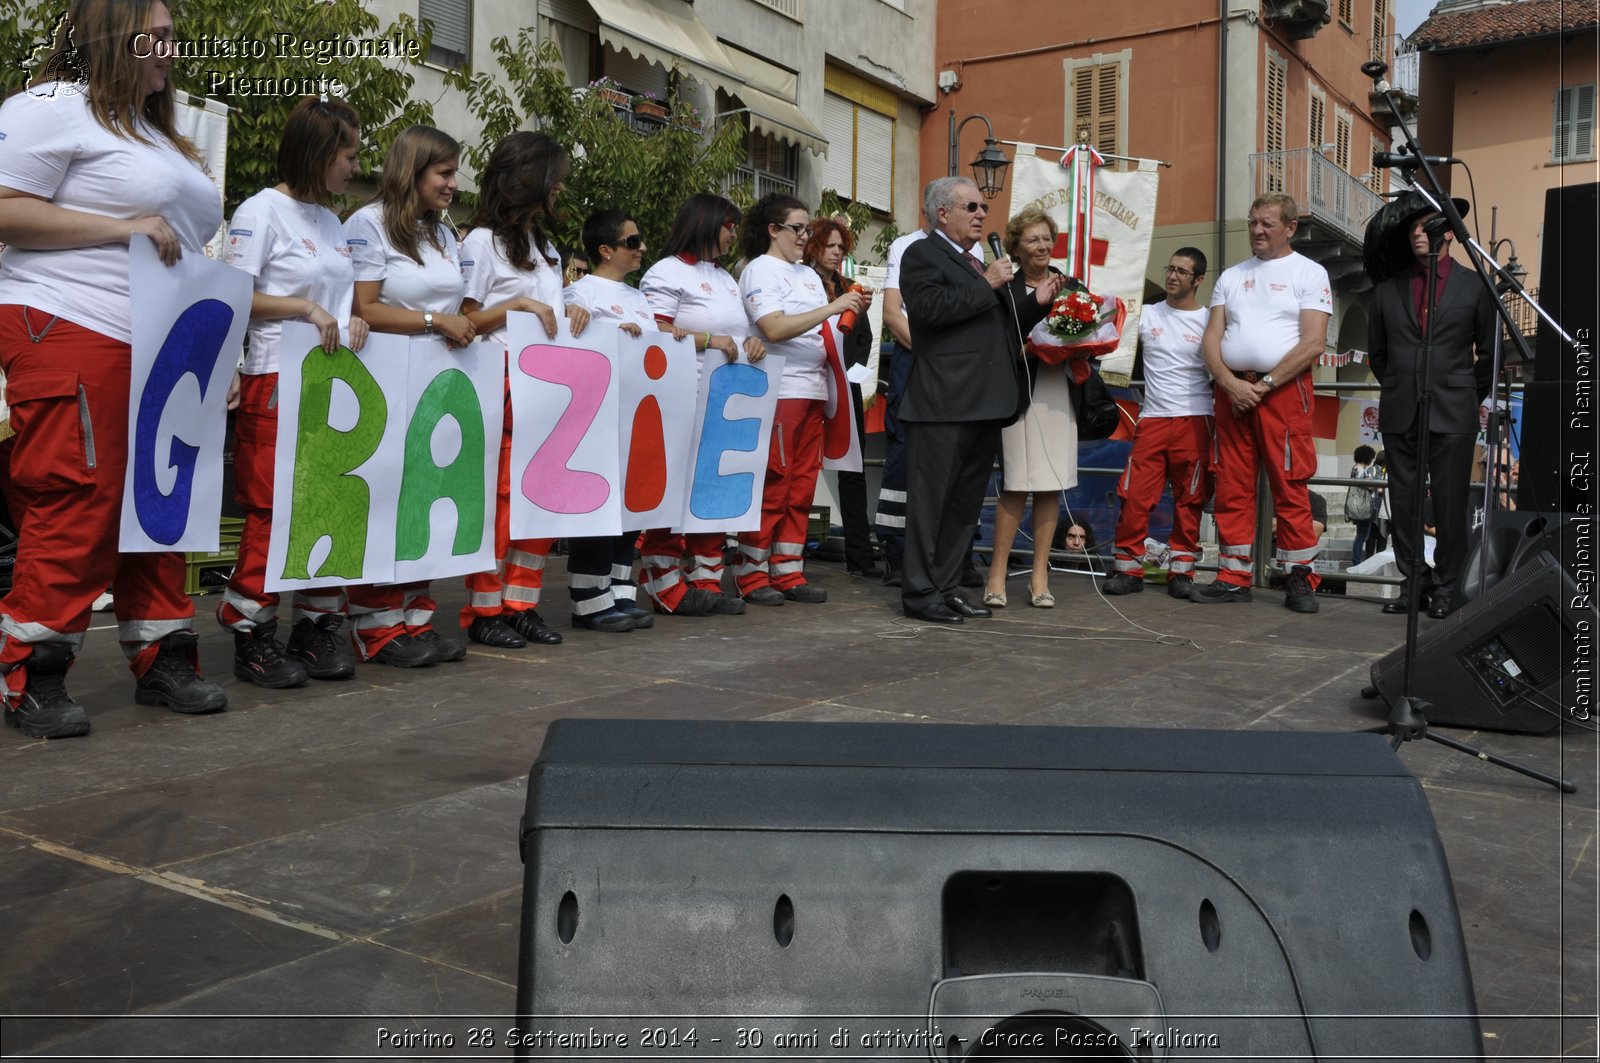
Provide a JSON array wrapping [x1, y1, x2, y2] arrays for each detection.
[[720, 47, 828, 157], [586, 0, 744, 97]]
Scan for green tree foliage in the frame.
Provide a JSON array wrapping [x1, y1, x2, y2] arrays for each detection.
[[0, 0, 435, 217], [816, 188, 899, 265], [447, 30, 749, 267]]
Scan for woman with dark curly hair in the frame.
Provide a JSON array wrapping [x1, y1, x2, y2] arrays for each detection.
[[734, 194, 868, 606], [803, 217, 878, 578], [458, 131, 592, 646]]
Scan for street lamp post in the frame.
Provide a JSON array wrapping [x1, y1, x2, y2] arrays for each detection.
[[947, 110, 1011, 200]]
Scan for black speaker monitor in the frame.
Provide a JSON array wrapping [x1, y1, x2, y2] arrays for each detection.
[[1371, 550, 1585, 733], [516, 720, 1482, 1060]]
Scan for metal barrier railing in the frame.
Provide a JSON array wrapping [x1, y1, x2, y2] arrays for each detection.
[[851, 377, 1522, 592]]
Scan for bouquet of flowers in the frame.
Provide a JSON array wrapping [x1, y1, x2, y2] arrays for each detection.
[[1047, 290, 1107, 339], [1026, 285, 1125, 367]]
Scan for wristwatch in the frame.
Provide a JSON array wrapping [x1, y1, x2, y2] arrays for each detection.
[[1260, 372, 1275, 389], [423, 311, 435, 334]]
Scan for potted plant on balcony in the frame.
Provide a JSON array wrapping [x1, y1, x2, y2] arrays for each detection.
[[632, 91, 668, 123], [589, 77, 631, 111]]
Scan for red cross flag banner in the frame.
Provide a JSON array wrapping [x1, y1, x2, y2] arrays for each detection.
[[1009, 145, 1160, 380]]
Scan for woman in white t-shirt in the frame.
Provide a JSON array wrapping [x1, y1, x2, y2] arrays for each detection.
[[219, 96, 366, 690], [457, 132, 589, 649], [561, 208, 688, 634], [636, 193, 763, 618], [735, 194, 867, 607], [342, 125, 473, 668], [0, 0, 228, 738]]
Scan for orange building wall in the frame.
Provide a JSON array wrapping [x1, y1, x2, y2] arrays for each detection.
[[925, 0, 1390, 232], [1421, 32, 1600, 293]]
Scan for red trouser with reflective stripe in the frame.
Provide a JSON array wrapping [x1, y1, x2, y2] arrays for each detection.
[[0, 306, 195, 701], [1212, 375, 1320, 589], [638, 530, 725, 609], [459, 388, 553, 628], [735, 398, 824, 594], [1112, 414, 1213, 578], [217, 372, 346, 633]]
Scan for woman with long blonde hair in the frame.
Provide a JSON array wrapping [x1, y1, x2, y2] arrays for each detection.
[[0, 0, 228, 738], [342, 125, 475, 668]]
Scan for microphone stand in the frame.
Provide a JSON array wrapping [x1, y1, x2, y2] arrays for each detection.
[[1358, 60, 1574, 793]]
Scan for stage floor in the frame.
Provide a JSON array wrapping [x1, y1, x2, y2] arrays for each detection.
[[2, 558, 1594, 1059]]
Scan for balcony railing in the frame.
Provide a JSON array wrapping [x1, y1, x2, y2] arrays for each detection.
[[1250, 148, 1384, 246], [750, 0, 802, 20], [1389, 35, 1419, 98], [732, 165, 798, 201], [1507, 286, 1541, 337]]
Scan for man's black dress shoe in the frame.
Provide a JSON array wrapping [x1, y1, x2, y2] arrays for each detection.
[[1426, 590, 1454, 619], [945, 595, 992, 619], [904, 602, 963, 624], [1382, 584, 1432, 615]]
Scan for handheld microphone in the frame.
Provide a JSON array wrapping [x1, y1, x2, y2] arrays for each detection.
[[1373, 149, 1461, 169], [987, 232, 1007, 268]]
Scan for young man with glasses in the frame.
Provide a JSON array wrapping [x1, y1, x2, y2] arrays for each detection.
[[894, 178, 1059, 624], [1103, 248, 1213, 600]]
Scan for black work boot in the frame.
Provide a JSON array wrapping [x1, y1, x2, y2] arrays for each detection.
[[4, 643, 90, 739], [134, 632, 228, 714], [285, 615, 357, 680], [233, 621, 309, 688]]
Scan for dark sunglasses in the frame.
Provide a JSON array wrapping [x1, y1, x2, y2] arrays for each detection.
[[957, 201, 989, 214], [609, 234, 644, 250]]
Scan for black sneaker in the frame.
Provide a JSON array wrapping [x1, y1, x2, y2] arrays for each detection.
[[233, 621, 309, 689], [134, 632, 228, 714], [615, 600, 657, 628], [742, 587, 786, 607], [414, 628, 466, 661], [286, 616, 357, 679], [1167, 574, 1195, 600], [781, 583, 827, 604], [467, 615, 527, 648], [4, 643, 89, 739], [507, 609, 564, 644], [371, 632, 440, 668], [571, 605, 636, 632], [1189, 581, 1254, 605], [707, 593, 746, 615], [1285, 565, 1321, 613], [1102, 573, 1144, 596]]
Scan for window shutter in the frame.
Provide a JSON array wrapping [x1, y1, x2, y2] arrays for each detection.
[[1264, 51, 1287, 191], [1576, 84, 1596, 160], [1335, 111, 1352, 171], [1072, 67, 1095, 143], [1339, 0, 1353, 25], [856, 107, 893, 212], [601, 45, 670, 99], [419, 0, 470, 67], [819, 92, 856, 199], [1309, 90, 1325, 146], [1368, 136, 1386, 192], [1093, 64, 1119, 154], [1371, 0, 1389, 62]]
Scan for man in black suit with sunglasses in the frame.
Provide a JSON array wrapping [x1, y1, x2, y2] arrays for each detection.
[[896, 177, 1061, 624]]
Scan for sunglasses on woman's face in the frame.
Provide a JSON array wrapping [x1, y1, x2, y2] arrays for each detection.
[[610, 234, 644, 250]]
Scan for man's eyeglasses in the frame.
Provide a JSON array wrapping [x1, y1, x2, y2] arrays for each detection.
[[611, 234, 644, 250], [1163, 265, 1195, 278], [956, 201, 989, 214], [775, 222, 812, 238]]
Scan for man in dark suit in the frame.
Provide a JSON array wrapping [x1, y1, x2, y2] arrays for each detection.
[[897, 177, 1059, 623], [1367, 197, 1494, 618]]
